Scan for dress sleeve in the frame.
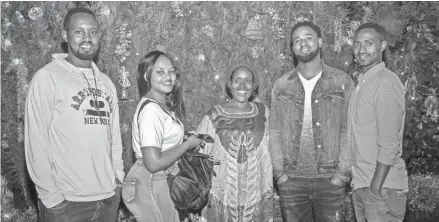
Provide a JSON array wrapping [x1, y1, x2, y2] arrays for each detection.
[[138, 105, 165, 149]]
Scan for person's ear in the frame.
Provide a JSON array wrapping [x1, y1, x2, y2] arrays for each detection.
[[380, 40, 387, 52], [253, 85, 259, 95], [226, 80, 232, 89], [62, 29, 68, 43], [318, 37, 323, 48]]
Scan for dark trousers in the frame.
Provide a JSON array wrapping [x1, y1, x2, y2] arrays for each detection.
[[277, 177, 346, 222], [38, 194, 120, 222]]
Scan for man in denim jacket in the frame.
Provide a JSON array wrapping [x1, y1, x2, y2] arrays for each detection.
[[269, 21, 355, 222]]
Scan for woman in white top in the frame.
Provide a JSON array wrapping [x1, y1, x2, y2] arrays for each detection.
[[122, 51, 203, 222]]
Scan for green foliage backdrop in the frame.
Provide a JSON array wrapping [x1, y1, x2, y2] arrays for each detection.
[[1, 1, 439, 219]]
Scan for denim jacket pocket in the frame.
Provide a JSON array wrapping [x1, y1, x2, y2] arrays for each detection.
[[122, 178, 137, 203], [321, 91, 344, 119], [276, 92, 295, 104]]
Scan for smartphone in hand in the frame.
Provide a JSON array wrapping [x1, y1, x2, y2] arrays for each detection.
[[196, 134, 214, 143], [185, 132, 214, 143]]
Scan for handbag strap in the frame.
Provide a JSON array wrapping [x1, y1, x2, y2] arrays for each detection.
[[184, 150, 212, 158], [137, 98, 181, 127], [137, 99, 153, 125]]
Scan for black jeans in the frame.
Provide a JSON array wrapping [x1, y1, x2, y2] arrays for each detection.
[[277, 177, 346, 222], [38, 194, 120, 222]]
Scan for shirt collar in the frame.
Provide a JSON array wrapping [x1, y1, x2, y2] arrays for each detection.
[[298, 70, 322, 83], [287, 60, 332, 81], [358, 62, 386, 83]]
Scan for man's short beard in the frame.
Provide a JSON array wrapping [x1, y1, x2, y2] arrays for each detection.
[[294, 48, 320, 63], [69, 45, 98, 61], [75, 51, 96, 60]]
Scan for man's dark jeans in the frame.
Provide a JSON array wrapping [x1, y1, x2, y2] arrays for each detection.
[[38, 194, 120, 222], [277, 177, 346, 222]]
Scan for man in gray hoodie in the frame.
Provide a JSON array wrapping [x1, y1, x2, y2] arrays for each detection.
[[25, 7, 124, 222]]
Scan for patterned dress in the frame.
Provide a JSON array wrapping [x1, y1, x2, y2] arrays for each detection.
[[196, 102, 273, 222]]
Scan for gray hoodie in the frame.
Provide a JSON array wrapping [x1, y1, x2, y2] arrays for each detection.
[[25, 53, 124, 208]]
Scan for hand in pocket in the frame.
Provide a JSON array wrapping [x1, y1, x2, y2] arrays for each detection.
[[49, 200, 69, 210]]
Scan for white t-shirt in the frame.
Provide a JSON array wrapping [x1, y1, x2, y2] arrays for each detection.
[[132, 97, 184, 158], [293, 71, 322, 176], [298, 71, 322, 113]]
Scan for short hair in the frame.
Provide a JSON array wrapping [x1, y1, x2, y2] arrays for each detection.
[[290, 21, 323, 67], [290, 21, 323, 41], [225, 66, 259, 102], [63, 8, 96, 31], [356, 22, 387, 42]]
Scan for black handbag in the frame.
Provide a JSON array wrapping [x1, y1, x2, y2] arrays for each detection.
[[167, 149, 219, 219]]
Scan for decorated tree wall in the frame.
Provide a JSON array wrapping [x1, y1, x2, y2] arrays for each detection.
[[1, 1, 439, 221]]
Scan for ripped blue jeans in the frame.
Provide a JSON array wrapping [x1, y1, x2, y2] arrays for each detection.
[[277, 177, 346, 222]]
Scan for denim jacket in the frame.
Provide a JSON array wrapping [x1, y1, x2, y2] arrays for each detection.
[[269, 61, 355, 182]]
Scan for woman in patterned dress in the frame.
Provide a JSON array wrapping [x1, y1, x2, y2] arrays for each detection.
[[196, 66, 274, 222]]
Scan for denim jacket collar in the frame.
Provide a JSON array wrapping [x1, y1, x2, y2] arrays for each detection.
[[287, 60, 334, 81]]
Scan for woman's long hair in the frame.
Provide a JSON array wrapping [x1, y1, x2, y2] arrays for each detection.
[[137, 51, 186, 119]]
